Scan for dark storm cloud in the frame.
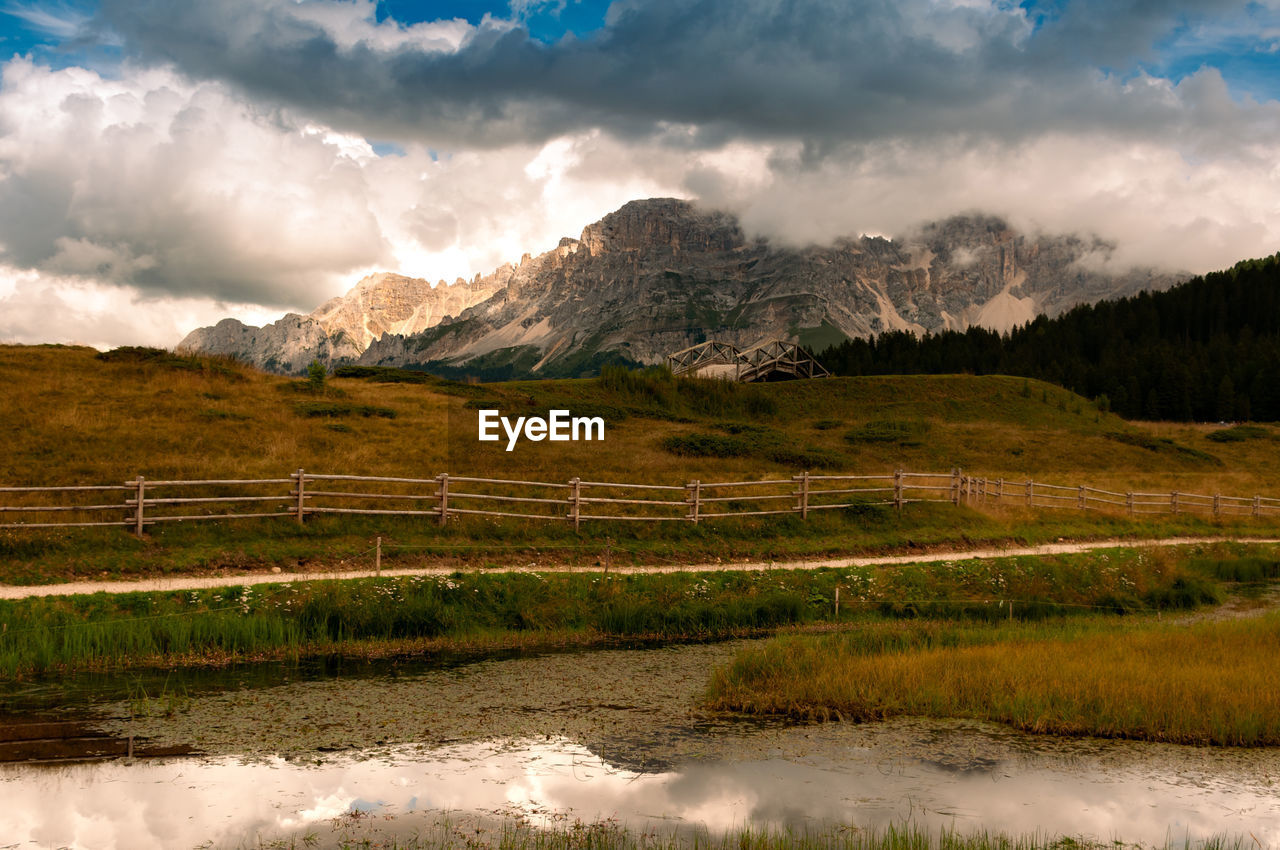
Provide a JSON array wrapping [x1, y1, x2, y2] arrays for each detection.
[[96, 0, 1278, 151]]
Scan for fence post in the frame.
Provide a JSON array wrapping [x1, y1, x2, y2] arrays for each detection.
[[568, 477, 581, 531], [1254, 495, 1261, 518], [1078, 485, 1086, 511], [951, 468, 960, 506], [1026, 480, 1033, 508], [997, 478, 1004, 501], [687, 479, 701, 523], [893, 469, 903, 512], [1171, 491, 1179, 515], [1213, 494, 1221, 517], [1126, 492, 1134, 516], [436, 473, 449, 527], [795, 471, 810, 520], [131, 475, 145, 536], [294, 468, 306, 524]]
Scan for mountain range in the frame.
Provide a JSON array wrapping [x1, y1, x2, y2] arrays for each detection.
[[179, 198, 1182, 378]]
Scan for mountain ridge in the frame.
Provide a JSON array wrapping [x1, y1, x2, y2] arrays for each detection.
[[179, 198, 1183, 376]]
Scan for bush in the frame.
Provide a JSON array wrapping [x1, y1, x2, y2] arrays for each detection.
[[661, 433, 749, 457], [294, 402, 397, 419], [599, 364, 677, 409], [1207, 425, 1269, 443], [95, 346, 244, 378], [1191, 556, 1280, 582], [1104, 431, 1220, 463], [845, 419, 931, 446], [306, 359, 326, 393], [332, 365, 437, 384]]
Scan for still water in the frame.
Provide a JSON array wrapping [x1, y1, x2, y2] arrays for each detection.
[[1, 641, 1277, 849]]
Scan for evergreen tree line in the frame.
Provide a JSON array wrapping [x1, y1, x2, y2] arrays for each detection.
[[819, 254, 1280, 421]]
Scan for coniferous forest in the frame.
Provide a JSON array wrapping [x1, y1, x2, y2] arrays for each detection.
[[819, 254, 1280, 422]]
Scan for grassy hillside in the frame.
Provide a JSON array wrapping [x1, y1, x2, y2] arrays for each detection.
[[5, 345, 1279, 488], [1, 344, 1279, 582]]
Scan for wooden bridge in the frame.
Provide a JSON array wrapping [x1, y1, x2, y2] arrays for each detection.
[[666, 338, 830, 382]]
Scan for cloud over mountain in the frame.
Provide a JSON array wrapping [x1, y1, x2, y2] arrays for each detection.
[[98, 0, 1280, 151], [1, 0, 1279, 348]]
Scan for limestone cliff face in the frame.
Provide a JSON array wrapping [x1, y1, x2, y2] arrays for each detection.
[[176, 314, 361, 375], [181, 198, 1182, 376], [177, 272, 498, 374], [360, 199, 1178, 375], [310, 272, 500, 351]]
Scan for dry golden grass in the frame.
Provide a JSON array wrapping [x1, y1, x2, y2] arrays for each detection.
[[708, 613, 1280, 746], [3, 345, 1280, 586], [3, 344, 1278, 494]]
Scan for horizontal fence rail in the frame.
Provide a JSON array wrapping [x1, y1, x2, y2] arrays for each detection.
[[1, 468, 1278, 535]]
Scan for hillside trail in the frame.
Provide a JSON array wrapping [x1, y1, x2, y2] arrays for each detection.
[[2, 535, 1278, 601]]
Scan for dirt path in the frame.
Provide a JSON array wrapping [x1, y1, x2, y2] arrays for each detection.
[[3, 535, 1278, 601]]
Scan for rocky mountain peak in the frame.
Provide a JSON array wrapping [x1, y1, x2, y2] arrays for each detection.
[[578, 198, 744, 256], [180, 198, 1183, 377]]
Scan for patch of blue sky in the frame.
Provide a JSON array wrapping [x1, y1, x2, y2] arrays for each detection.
[[0, 1, 92, 53], [1, 0, 611, 67], [1159, 51, 1280, 102], [1152, 8, 1280, 102], [376, 0, 610, 42], [1016, 0, 1063, 33], [0, 0, 123, 71], [1017, 0, 1279, 102], [372, 140, 408, 157]]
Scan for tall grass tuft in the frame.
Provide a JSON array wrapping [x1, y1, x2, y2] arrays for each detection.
[[0, 546, 1252, 678], [708, 613, 1280, 746], [268, 818, 1258, 850]]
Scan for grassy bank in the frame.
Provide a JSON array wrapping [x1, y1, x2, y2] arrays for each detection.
[[0, 543, 1258, 678], [708, 607, 1280, 747], [4, 345, 1280, 583], [245, 819, 1261, 850]]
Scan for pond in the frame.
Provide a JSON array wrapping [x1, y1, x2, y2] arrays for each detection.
[[1, 640, 1277, 848]]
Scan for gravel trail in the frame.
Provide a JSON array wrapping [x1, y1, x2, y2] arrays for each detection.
[[3, 535, 1277, 600]]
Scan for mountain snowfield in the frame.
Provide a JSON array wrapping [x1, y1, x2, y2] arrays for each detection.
[[179, 199, 1182, 376]]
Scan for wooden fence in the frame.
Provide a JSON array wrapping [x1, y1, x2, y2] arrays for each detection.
[[2, 469, 1279, 535]]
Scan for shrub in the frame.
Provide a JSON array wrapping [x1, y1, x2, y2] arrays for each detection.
[[661, 433, 749, 457], [306, 359, 327, 393], [294, 402, 397, 419], [1207, 425, 1269, 443], [845, 419, 931, 446]]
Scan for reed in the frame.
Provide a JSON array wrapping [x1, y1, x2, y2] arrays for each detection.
[[245, 818, 1259, 850], [0, 544, 1258, 677], [708, 612, 1280, 746]]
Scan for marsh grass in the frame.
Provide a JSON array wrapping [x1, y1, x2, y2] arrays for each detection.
[[0, 544, 1259, 677], [251, 818, 1260, 850], [708, 611, 1280, 746]]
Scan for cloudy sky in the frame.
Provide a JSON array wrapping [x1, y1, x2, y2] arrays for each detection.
[[0, 0, 1278, 348]]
